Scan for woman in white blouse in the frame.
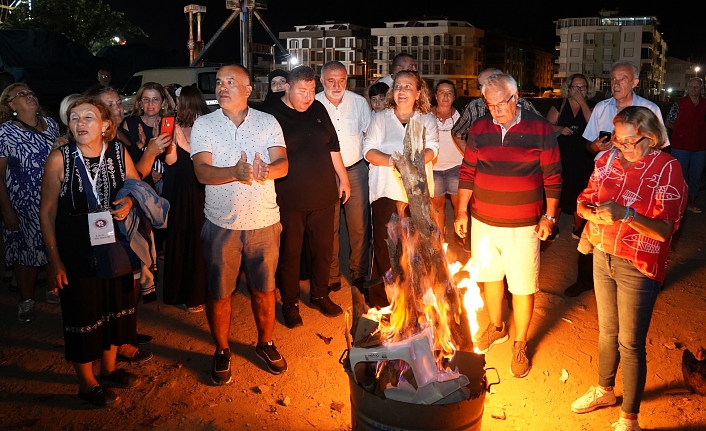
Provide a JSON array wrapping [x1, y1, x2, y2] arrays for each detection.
[[362, 70, 439, 305]]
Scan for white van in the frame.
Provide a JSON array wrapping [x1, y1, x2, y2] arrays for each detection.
[[120, 66, 220, 112]]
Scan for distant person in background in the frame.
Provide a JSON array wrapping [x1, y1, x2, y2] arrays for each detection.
[[368, 82, 389, 115], [430, 80, 461, 237], [377, 53, 416, 87], [262, 70, 288, 110], [163, 83, 182, 113], [97, 69, 112, 87], [162, 85, 210, 313], [0, 83, 59, 322], [666, 77, 706, 213]]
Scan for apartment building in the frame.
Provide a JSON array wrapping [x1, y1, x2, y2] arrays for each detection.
[[279, 22, 371, 92], [554, 10, 667, 98], [664, 57, 700, 98], [371, 17, 484, 96]]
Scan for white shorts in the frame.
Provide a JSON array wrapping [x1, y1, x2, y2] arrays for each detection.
[[470, 217, 539, 296]]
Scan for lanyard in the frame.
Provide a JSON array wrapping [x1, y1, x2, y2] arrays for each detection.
[[72, 142, 107, 209]]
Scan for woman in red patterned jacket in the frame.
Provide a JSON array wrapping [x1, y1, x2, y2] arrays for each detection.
[[571, 106, 687, 431]]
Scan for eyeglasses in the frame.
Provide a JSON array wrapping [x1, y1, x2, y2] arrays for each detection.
[[99, 74, 110, 79], [393, 84, 416, 93], [8, 90, 36, 102], [570, 85, 588, 91], [141, 97, 163, 105], [612, 136, 647, 150], [484, 94, 515, 110]]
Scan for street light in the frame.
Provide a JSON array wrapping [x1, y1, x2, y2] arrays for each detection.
[[695, 66, 701, 78]]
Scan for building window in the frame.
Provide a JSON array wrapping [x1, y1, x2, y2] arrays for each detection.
[[422, 64, 429, 74], [604, 33, 613, 43], [289, 40, 298, 49], [302, 39, 309, 49], [434, 64, 440, 74], [389, 36, 396, 46], [569, 63, 579, 72], [423, 36, 430, 46], [326, 38, 333, 48], [624, 32, 635, 42], [584, 63, 594, 73], [570, 48, 580, 57], [316, 39, 322, 48], [603, 48, 612, 59], [585, 33, 594, 44], [303, 52, 308, 62], [559, 63, 566, 72], [372, 37, 377, 47], [624, 47, 634, 57], [412, 36, 418, 45], [571, 33, 580, 42], [456, 35, 463, 46], [401, 36, 408, 46], [434, 49, 441, 60], [326, 51, 332, 62], [379, 37, 384, 46], [423, 49, 429, 60], [434, 35, 441, 45], [602, 63, 611, 73], [585, 48, 594, 60]]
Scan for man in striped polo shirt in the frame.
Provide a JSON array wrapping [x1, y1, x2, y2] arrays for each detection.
[[454, 73, 562, 378]]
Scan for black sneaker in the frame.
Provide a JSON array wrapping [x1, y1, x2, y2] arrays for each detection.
[[78, 385, 120, 407], [545, 226, 560, 242], [255, 341, 288, 375], [282, 303, 303, 328], [136, 333, 153, 345], [211, 348, 232, 385], [328, 281, 342, 292], [100, 369, 141, 388], [310, 295, 343, 317], [564, 282, 594, 298]]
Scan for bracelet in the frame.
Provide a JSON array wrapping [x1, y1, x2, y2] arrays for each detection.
[[621, 206, 631, 222], [542, 214, 557, 223], [624, 207, 637, 224]]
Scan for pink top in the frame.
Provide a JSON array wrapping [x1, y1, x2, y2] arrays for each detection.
[[578, 150, 687, 282]]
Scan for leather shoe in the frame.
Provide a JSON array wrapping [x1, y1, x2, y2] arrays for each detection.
[[137, 333, 152, 345], [310, 295, 343, 317], [116, 348, 153, 363], [564, 282, 594, 298], [282, 303, 303, 329], [328, 281, 342, 292], [100, 369, 141, 388]]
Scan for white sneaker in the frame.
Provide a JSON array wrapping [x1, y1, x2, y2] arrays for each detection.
[[571, 385, 617, 413], [611, 418, 641, 431], [18, 299, 35, 323]]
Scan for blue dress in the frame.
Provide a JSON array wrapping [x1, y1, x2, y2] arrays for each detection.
[[0, 117, 59, 266]]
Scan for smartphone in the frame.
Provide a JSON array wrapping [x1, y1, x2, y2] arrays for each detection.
[[598, 131, 612, 142], [160, 116, 175, 138]]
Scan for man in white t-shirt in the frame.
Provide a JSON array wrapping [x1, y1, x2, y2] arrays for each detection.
[[191, 64, 289, 384], [315, 61, 371, 294]]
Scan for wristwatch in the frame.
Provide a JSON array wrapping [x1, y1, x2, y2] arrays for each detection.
[[542, 214, 557, 223]]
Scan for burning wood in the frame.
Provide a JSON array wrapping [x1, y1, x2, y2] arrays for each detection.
[[347, 119, 487, 405]]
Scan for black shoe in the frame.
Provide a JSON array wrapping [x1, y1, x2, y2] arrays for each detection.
[[255, 341, 288, 375], [310, 295, 343, 317], [328, 281, 342, 292], [137, 333, 152, 345], [564, 282, 594, 298], [546, 226, 560, 242], [211, 348, 232, 385], [78, 385, 120, 407], [282, 303, 303, 329], [352, 277, 366, 291], [116, 348, 153, 363], [100, 369, 141, 388]]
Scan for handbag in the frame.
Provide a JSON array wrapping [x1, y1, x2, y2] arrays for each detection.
[[69, 142, 140, 279]]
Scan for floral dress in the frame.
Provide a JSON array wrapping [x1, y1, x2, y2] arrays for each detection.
[[0, 118, 59, 266]]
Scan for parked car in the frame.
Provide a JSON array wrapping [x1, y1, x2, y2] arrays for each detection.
[[120, 66, 219, 112]]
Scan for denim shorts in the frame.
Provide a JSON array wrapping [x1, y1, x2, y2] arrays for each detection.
[[201, 219, 281, 298], [433, 165, 460, 196]]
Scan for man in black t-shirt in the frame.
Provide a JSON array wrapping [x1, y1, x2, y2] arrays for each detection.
[[263, 66, 351, 329]]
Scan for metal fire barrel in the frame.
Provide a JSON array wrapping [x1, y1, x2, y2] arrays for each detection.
[[345, 352, 495, 431]]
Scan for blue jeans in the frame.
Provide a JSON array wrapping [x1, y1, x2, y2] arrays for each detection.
[[671, 149, 706, 198], [593, 249, 661, 414]]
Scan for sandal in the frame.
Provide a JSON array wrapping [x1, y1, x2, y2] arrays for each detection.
[[187, 305, 204, 313], [78, 385, 120, 407], [100, 369, 141, 388]]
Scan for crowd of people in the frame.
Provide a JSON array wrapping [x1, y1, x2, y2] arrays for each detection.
[[0, 56, 700, 431]]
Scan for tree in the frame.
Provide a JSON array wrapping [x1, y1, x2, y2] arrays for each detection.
[[1, 0, 145, 53]]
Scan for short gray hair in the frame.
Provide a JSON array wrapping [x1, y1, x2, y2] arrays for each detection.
[[321, 61, 347, 76], [688, 77, 703, 87], [481, 73, 518, 96], [611, 60, 639, 79]]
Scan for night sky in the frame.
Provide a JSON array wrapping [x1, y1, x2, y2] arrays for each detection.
[[105, 1, 705, 68]]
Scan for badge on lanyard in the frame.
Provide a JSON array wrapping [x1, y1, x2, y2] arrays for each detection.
[[88, 210, 116, 245]]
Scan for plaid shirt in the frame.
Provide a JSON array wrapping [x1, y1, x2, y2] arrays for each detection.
[[451, 97, 540, 139]]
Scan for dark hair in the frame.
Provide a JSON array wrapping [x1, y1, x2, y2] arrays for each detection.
[[391, 53, 414, 71], [287, 65, 316, 86], [177, 86, 210, 128], [67, 97, 117, 142], [84, 84, 119, 100], [435, 80, 456, 95], [368, 82, 389, 98]]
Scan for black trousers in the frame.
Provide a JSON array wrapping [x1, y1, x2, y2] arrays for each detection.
[[277, 206, 335, 306]]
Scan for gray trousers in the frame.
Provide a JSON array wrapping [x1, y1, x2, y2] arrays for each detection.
[[330, 160, 371, 283]]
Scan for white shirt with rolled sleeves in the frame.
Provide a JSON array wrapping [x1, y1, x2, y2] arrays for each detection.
[[190, 108, 286, 231], [315, 90, 371, 167], [363, 108, 439, 203], [584, 92, 669, 160]]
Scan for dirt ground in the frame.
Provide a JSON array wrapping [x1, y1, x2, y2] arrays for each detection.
[[1, 200, 705, 431]]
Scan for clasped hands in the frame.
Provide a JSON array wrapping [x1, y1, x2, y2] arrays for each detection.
[[234, 151, 269, 182]]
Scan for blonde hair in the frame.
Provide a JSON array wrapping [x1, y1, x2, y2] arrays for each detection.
[[129, 82, 173, 117], [561, 74, 595, 99], [0, 83, 40, 123], [613, 106, 667, 149], [385, 71, 431, 115]]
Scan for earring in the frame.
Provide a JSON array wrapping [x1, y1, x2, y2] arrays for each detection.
[[102, 131, 105, 136], [12, 111, 17, 116]]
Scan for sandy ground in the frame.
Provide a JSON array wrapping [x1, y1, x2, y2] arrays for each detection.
[[1, 201, 705, 431]]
